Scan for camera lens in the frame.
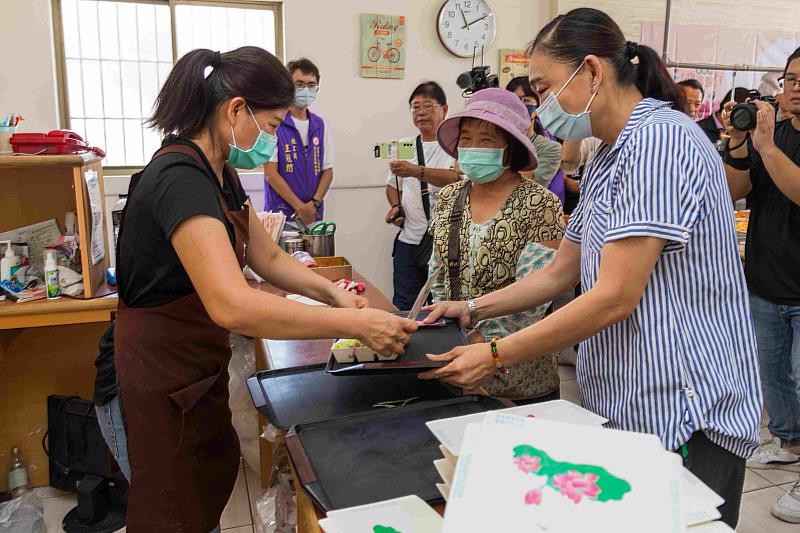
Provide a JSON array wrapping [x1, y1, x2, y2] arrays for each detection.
[[731, 103, 757, 132], [457, 72, 474, 90]]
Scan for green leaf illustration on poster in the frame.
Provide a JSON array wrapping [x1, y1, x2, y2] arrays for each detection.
[[361, 13, 406, 79], [373, 525, 402, 533]]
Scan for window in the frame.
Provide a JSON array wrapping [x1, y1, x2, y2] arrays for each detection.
[[53, 0, 282, 170]]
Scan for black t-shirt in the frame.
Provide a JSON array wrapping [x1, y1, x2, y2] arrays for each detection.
[[118, 137, 248, 308], [745, 120, 800, 305], [93, 138, 248, 405]]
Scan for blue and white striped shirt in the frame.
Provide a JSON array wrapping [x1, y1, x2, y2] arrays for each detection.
[[566, 98, 762, 458]]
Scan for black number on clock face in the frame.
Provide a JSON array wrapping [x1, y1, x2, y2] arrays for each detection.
[[448, 31, 452, 38], [464, 0, 472, 8]]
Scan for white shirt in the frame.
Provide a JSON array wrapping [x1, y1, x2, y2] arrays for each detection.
[[269, 114, 334, 170], [385, 138, 455, 245]]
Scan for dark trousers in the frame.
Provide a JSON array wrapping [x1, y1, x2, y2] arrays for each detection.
[[392, 237, 432, 311], [678, 431, 746, 529]]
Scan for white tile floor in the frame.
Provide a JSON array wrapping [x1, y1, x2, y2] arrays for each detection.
[[39, 363, 799, 532]]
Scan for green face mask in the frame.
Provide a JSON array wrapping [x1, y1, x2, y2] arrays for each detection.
[[458, 147, 507, 184], [227, 106, 278, 169]]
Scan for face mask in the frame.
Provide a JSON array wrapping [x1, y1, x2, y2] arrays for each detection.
[[537, 61, 599, 141], [227, 106, 278, 169], [294, 87, 317, 108], [458, 147, 507, 184], [526, 104, 538, 116]]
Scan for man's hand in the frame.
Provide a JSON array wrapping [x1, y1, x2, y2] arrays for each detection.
[[389, 161, 421, 179], [385, 206, 404, 227], [295, 201, 317, 226], [750, 100, 778, 155]]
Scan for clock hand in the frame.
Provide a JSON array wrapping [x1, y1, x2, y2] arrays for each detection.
[[460, 8, 469, 29], [465, 13, 488, 29]]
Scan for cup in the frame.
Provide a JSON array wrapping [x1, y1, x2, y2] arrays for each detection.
[[0, 126, 15, 154]]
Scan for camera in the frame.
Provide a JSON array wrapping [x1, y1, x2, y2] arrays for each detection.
[[730, 90, 779, 132], [456, 66, 499, 96]]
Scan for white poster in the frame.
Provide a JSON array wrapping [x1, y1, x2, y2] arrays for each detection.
[[84, 170, 106, 265]]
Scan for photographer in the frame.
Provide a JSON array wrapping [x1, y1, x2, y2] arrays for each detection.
[[385, 81, 460, 310], [722, 49, 800, 524]]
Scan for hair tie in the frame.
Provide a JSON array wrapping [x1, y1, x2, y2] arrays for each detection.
[[625, 41, 639, 59], [204, 51, 222, 79]]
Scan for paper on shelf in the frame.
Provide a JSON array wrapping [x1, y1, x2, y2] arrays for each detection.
[[0, 219, 61, 268], [84, 170, 106, 265], [426, 400, 608, 456], [319, 495, 442, 533]]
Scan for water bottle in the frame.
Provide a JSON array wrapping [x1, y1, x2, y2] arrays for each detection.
[[7, 446, 30, 497]]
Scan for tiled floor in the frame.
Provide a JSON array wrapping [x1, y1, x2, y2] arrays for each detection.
[[39, 363, 799, 532]]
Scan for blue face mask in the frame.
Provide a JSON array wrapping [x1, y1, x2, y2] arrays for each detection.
[[295, 87, 317, 108], [227, 106, 278, 169], [537, 61, 598, 141], [458, 147, 507, 184]]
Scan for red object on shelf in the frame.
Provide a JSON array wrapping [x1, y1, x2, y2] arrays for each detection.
[[10, 130, 106, 158]]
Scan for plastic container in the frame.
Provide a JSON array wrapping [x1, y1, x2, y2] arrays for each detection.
[[0, 241, 20, 282], [45, 252, 61, 300], [0, 126, 15, 154]]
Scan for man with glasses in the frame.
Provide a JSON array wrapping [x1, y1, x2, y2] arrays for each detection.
[[385, 81, 460, 310], [722, 47, 800, 524], [265, 58, 333, 226]]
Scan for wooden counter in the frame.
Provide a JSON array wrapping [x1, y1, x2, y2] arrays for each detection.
[[0, 294, 117, 331]]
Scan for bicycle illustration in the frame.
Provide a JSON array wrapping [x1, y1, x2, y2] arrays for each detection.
[[367, 38, 401, 64]]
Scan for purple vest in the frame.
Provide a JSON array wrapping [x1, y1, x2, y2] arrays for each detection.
[[264, 111, 325, 219]]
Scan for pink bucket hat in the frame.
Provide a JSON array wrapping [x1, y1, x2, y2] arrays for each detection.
[[437, 87, 539, 171]]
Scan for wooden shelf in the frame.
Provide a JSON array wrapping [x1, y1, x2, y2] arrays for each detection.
[[0, 295, 117, 330], [0, 153, 101, 169]]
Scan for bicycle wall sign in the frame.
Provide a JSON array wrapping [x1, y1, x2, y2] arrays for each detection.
[[361, 13, 406, 79]]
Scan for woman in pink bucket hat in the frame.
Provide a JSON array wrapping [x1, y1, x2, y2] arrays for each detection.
[[424, 87, 566, 403]]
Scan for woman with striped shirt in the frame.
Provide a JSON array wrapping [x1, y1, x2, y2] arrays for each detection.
[[421, 8, 762, 528]]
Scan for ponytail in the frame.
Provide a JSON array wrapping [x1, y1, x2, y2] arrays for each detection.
[[528, 8, 684, 111], [148, 46, 294, 139]]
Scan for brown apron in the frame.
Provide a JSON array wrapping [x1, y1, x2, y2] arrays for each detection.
[[115, 144, 250, 532]]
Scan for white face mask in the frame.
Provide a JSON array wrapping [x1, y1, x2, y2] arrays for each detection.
[[536, 61, 599, 141]]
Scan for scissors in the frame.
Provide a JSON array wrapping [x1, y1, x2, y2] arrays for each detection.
[[309, 222, 337, 236]]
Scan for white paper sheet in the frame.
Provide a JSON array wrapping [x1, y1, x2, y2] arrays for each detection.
[[84, 170, 105, 265], [443, 414, 685, 533], [286, 294, 328, 306], [0, 219, 61, 268], [426, 400, 608, 456], [320, 495, 442, 533]]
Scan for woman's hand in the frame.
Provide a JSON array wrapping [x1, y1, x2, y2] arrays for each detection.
[[356, 309, 418, 356], [389, 161, 421, 178], [328, 287, 368, 309], [418, 343, 495, 389], [423, 300, 471, 329]]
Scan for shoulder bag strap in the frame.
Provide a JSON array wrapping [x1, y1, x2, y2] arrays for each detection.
[[416, 135, 431, 220], [447, 182, 471, 301]]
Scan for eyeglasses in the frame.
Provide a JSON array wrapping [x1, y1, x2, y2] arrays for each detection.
[[294, 82, 318, 90], [779, 77, 800, 89], [410, 103, 441, 113]]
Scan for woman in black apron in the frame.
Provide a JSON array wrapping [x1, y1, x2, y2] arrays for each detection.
[[112, 47, 416, 532]]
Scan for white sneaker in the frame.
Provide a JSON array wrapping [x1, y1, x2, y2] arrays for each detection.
[[747, 437, 799, 469], [772, 479, 800, 523]]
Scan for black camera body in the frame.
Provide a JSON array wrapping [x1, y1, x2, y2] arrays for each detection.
[[731, 90, 779, 132], [457, 66, 499, 96]]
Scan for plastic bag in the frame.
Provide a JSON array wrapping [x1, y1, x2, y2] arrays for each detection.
[[228, 333, 260, 473], [253, 473, 296, 533], [0, 492, 44, 533]]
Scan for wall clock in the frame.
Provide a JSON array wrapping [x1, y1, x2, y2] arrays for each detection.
[[437, 0, 496, 58]]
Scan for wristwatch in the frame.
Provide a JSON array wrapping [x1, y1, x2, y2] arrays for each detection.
[[311, 198, 322, 208], [467, 299, 479, 327]]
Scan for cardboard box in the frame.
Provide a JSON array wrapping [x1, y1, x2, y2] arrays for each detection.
[[310, 256, 353, 282]]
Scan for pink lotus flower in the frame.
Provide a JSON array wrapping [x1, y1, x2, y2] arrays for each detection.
[[552, 470, 601, 504], [524, 489, 543, 505], [514, 455, 542, 474]]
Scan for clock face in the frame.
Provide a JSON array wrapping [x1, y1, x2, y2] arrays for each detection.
[[437, 0, 496, 58]]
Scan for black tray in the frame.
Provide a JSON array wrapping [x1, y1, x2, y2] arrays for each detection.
[[246, 363, 460, 430], [286, 395, 508, 512], [326, 312, 468, 375]]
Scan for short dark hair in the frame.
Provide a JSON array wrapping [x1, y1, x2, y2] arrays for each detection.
[[784, 46, 800, 77], [148, 47, 294, 139], [409, 81, 447, 106], [287, 57, 320, 82], [678, 79, 704, 99], [528, 8, 684, 111], [506, 76, 539, 104], [720, 87, 750, 105]]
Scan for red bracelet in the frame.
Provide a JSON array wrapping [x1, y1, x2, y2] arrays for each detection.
[[490, 337, 510, 375]]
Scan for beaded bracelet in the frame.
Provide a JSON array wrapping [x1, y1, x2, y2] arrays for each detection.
[[490, 337, 510, 375]]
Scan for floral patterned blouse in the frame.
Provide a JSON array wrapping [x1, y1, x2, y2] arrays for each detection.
[[428, 178, 566, 400]]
